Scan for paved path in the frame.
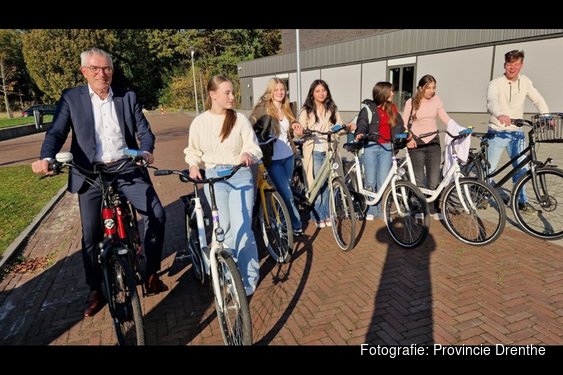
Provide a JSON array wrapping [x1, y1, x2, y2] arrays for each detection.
[[0, 112, 561, 345]]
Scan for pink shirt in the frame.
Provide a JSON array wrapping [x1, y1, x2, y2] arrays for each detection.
[[402, 95, 450, 144]]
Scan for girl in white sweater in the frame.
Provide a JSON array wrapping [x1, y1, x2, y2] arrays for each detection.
[[184, 75, 262, 296]]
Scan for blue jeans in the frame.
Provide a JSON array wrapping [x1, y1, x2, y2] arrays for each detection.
[[486, 130, 528, 204], [312, 151, 329, 222], [204, 166, 259, 296], [361, 141, 392, 217], [268, 155, 302, 231]]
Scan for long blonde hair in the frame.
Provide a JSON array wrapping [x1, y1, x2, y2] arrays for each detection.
[[256, 78, 296, 136], [205, 75, 236, 142]]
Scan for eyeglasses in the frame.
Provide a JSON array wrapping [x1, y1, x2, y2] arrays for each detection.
[[84, 66, 113, 74]]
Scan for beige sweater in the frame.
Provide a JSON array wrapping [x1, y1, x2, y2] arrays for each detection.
[[184, 111, 262, 169]]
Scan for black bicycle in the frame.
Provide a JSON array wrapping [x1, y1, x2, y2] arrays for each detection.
[[46, 150, 146, 345], [462, 113, 563, 239]]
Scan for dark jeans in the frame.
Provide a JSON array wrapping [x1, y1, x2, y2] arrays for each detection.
[[410, 142, 442, 191], [78, 165, 166, 291]]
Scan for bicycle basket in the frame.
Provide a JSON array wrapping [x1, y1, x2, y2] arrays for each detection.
[[532, 113, 563, 143]]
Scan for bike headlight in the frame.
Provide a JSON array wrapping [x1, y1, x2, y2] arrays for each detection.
[[332, 162, 339, 170], [397, 167, 406, 177]]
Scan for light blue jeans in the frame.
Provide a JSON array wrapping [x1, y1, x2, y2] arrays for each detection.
[[361, 141, 392, 217], [312, 151, 329, 222], [268, 155, 302, 231], [486, 130, 528, 204], [204, 166, 259, 296]]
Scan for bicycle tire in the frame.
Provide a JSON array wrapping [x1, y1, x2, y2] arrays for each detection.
[[185, 208, 205, 283], [107, 253, 145, 345], [124, 204, 145, 284], [215, 249, 252, 345], [512, 168, 563, 240], [259, 190, 293, 263], [383, 180, 429, 248], [329, 177, 357, 251], [461, 153, 486, 181], [343, 161, 367, 218], [441, 179, 506, 246]]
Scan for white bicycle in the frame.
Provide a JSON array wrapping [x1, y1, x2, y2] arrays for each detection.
[[154, 164, 252, 345]]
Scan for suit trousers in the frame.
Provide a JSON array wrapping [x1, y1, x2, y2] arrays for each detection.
[[78, 164, 166, 291]]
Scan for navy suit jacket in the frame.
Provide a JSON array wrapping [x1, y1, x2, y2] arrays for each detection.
[[40, 85, 155, 193]]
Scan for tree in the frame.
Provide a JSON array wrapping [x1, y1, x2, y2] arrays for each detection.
[[0, 30, 25, 117]]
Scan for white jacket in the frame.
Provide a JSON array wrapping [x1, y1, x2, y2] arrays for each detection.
[[443, 119, 471, 180]]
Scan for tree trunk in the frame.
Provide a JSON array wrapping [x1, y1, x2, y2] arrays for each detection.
[[0, 58, 13, 119]]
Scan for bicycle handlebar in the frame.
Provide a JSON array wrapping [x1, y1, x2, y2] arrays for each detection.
[[418, 127, 473, 140], [153, 163, 245, 185], [356, 131, 408, 143], [43, 149, 148, 179], [511, 119, 533, 127], [301, 123, 348, 138]]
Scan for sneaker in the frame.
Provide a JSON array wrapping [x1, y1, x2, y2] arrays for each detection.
[[324, 219, 332, 227], [293, 228, 303, 237], [316, 221, 326, 228], [365, 214, 376, 221], [431, 213, 443, 221], [414, 213, 425, 220]]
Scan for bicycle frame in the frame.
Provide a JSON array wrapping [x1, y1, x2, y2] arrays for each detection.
[[402, 133, 477, 214], [295, 126, 344, 209], [345, 135, 411, 218]]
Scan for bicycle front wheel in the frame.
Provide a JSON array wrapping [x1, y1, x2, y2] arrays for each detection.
[[329, 177, 356, 251], [185, 208, 205, 283], [460, 153, 486, 181], [215, 249, 252, 345], [512, 168, 563, 239], [259, 190, 293, 263], [107, 253, 145, 345], [441, 179, 506, 246], [383, 180, 429, 248]]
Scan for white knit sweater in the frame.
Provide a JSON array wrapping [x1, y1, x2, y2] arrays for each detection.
[[487, 74, 549, 132], [184, 111, 262, 169]]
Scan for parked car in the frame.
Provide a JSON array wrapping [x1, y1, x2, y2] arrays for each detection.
[[21, 104, 57, 117]]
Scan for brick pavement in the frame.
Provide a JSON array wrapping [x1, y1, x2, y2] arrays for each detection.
[[0, 112, 561, 345]]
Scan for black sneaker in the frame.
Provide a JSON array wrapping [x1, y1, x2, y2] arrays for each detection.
[[293, 228, 303, 237]]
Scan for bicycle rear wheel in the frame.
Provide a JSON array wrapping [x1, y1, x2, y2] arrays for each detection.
[[383, 180, 429, 248], [215, 249, 252, 345], [259, 190, 293, 263], [512, 168, 563, 240], [329, 177, 356, 251], [441, 179, 506, 246], [107, 253, 145, 345]]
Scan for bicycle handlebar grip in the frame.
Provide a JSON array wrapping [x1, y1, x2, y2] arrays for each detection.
[[331, 124, 346, 133], [55, 152, 73, 163], [123, 148, 144, 158], [395, 133, 408, 139], [459, 128, 473, 135], [154, 169, 173, 176], [511, 119, 526, 127]]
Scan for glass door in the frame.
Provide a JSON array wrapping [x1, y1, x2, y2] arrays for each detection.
[[388, 65, 415, 112]]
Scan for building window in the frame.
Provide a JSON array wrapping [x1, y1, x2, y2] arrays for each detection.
[[388, 65, 415, 112]]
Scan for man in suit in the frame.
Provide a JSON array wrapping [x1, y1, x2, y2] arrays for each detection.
[[31, 47, 168, 318]]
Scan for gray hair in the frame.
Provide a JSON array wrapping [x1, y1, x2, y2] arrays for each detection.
[[80, 48, 113, 67]]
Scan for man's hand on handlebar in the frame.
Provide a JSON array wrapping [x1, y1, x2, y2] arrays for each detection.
[[31, 159, 54, 175]]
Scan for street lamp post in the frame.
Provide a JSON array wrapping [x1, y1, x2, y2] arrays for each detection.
[[190, 47, 199, 116]]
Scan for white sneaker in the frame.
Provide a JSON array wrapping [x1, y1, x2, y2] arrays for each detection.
[[316, 221, 326, 228], [365, 214, 376, 221], [432, 213, 443, 221], [324, 219, 332, 227], [415, 213, 424, 220]]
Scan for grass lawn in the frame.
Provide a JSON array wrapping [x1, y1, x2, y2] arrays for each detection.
[[0, 115, 54, 129], [0, 165, 66, 257]]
